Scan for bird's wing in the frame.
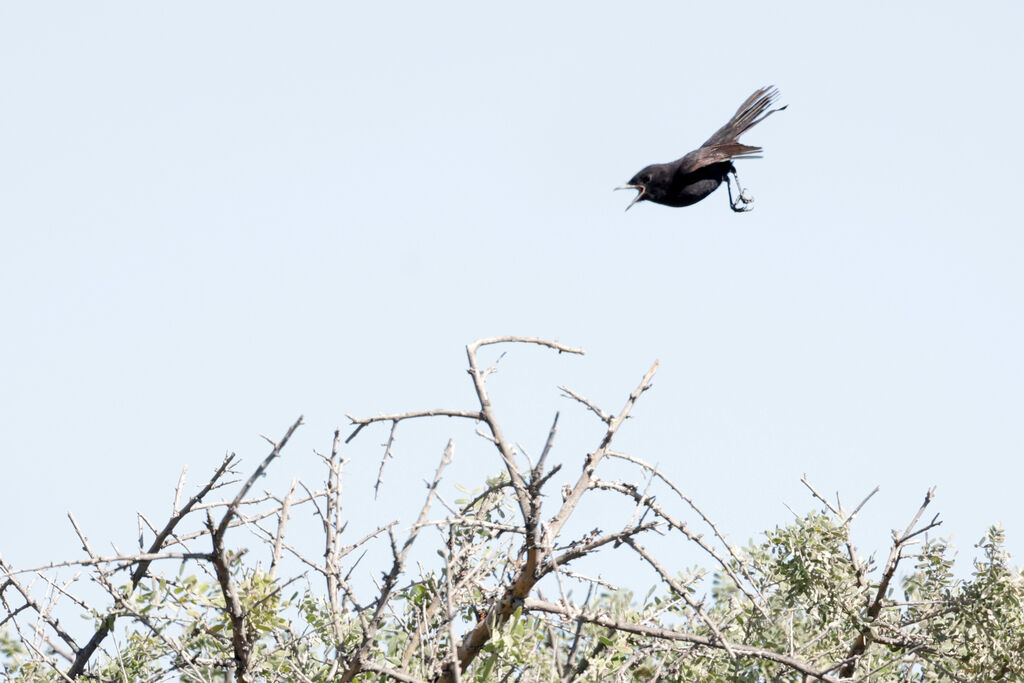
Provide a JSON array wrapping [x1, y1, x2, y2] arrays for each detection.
[[677, 142, 763, 173]]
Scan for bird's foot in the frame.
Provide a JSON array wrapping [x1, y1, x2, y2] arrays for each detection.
[[730, 189, 755, 212]]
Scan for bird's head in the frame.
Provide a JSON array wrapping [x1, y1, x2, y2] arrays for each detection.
[[615, 164, 666, 211]]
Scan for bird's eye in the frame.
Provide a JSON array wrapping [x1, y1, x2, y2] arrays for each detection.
[[640, 174, 651, 183]]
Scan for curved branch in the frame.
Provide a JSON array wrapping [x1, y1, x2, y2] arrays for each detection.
[[465, 337, 584, 357], [345, 409, 483, 443], [523, 598, 842, 683]]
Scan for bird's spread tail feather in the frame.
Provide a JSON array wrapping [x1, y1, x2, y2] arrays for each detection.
[[708, 142, 763, 159], [703, 86, 787, 147]]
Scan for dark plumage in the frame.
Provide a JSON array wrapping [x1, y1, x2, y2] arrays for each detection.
[[617, 86, 786, 212]]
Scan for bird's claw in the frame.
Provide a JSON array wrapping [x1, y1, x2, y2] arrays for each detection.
[[730, 188, 755, 212]]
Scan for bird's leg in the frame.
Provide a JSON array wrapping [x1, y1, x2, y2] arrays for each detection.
[[726, 174, 751, 212], [727, 168, 754, 212]]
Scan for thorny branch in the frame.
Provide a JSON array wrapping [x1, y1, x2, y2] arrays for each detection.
[[837, 487, 941, 679], [522, 598, 843, 683], [66, 451, 240, 678], [2, 338, 993, 683]]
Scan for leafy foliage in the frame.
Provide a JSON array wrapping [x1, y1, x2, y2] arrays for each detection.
[[6, 512, 1021, 681], [3, 339, 1021, 682]]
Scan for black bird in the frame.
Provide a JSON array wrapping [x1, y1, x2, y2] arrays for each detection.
[[616, 86, 786, 212]]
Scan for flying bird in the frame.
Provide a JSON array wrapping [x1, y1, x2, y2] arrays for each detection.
[[616, 86, 786, 212]]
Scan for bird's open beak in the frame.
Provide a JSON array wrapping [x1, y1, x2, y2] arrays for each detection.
[[614, 184, 645, 211]]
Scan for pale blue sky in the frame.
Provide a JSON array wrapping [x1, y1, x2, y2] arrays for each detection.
[[2, 2, 1022, 591]]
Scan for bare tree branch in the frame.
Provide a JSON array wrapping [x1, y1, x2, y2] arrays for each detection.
[[837, 487, 941, 678], [547, 360, 658, 540], [523, 598, 843, 683], [339, 440, 454, 682], [3, 338, 1004, 683], [66, 451, 240, 678], [345, 409, 483, 444]]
